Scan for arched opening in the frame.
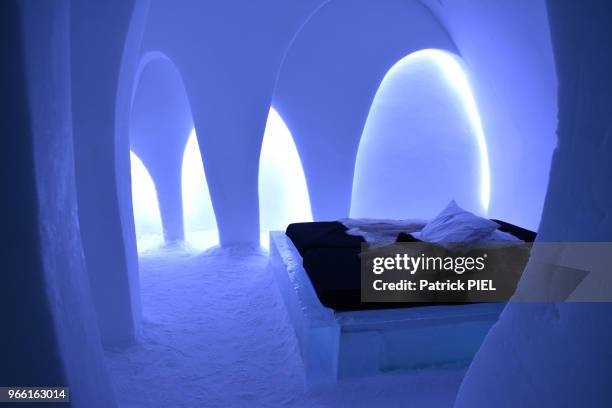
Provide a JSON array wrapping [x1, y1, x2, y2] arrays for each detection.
[[130, 151, 164, 252], [181, 129, 219, 250], [129, 55, 196, 247], [351, 49, 490, 219], [258, 107, 312, 247]]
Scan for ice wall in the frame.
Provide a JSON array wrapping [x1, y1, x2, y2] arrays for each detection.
[[130, 57, 193, 242], [1, 2, 115, 406], [70, 0, 148, 346], [274, 0, 456, 221], [138, 0, 326, 245], [351, 50, 485, 219], [454, 1, 612, 407], [420, 0, 558, 230]]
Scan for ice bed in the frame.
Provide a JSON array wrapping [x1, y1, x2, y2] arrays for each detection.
[[268, 217, 536, 387]]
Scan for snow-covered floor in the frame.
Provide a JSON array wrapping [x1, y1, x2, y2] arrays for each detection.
[[105, 236, 466, 407]]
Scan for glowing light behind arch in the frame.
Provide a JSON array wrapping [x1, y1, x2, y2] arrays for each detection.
[[425, 50, 491, 211], [181, 130, 219, 249], [352, 49, 490, 218], [356, 49, 490, 213], [130, 151, 164, 251], [259, 108, 313, 247]]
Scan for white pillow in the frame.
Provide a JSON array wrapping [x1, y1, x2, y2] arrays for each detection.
[[413, 227, 522, 243], [420, 200, 500, 243], [490, 229, 523, 242]]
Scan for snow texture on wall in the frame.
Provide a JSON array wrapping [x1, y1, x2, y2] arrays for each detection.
[[420, 0, 558, 230], [70, 0, 147, 346], [1, 2, 115, 406], [455, 1, 612, 407]]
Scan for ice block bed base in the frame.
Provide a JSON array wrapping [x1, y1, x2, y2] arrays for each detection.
[[268, 231, 504, 388]]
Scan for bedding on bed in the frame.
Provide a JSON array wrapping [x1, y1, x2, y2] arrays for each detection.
[[418, 200, 500, 243], [302, 246, 456, 310], [284, 206, 537, 310], [285, 221, 364, 256], [339, 201, 537, 245], [338, 218, 427, 244]]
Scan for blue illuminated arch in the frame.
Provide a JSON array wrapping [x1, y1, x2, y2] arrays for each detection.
[[181, 130, 219, 250], [258, 108, 313, 247], [129, 151, 163, 251], [351, 49, 490, 219]]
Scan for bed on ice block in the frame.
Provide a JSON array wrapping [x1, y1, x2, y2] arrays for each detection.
[[269, 230, 505, 387]]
